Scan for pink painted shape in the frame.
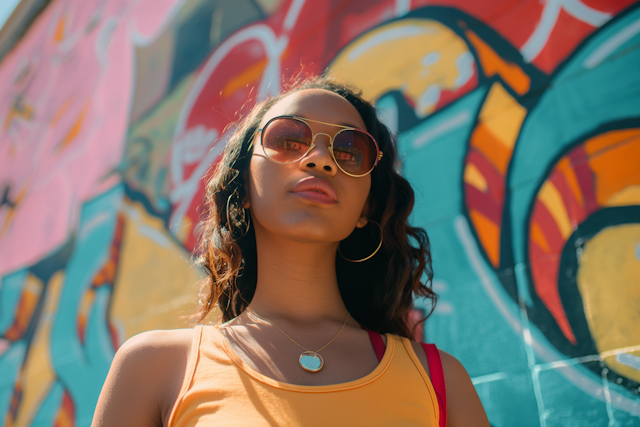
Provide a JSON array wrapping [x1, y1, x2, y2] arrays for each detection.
[[0, 0, 182, 275]]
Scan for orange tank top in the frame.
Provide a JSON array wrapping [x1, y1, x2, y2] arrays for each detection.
[[167, 325, 439, 426]]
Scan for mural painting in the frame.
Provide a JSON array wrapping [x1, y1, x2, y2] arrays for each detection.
[[0, 0, 639, 425]]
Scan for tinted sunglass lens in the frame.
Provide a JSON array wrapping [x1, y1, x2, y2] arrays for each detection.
[[262, 118, 312, 163], [333, 130, 376, 176]]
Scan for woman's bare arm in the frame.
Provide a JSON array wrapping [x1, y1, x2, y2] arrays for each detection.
[[91, 329, 192, 427], [440, 350, 491, 427]]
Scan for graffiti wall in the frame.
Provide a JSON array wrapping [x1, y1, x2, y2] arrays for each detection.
[[0, 0, 639, 425]]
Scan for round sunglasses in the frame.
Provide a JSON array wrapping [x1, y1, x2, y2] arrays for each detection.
[[254, 116, 383, 177]]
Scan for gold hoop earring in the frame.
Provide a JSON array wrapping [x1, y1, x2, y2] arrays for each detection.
[[226, 190, 251, 236], [237, 208, 251, 236], [338, 220, 383, 263]]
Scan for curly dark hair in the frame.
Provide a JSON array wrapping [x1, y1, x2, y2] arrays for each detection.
[[193, 76, 435, 339]]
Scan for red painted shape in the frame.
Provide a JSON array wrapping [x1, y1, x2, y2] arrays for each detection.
[[532, 9, 600, 74], [77, 322, 85, 346], [7, 378, 22, 424], [527, 197, 579, 343], [530, 201, 565, 255], [54, 391, 75, 427], [109, 323, 121, 351], [530, 252, 577, 344], [528, 239, 548, 262], [467, 150, 506, 195], [464, 184, 502, 224], [549, 169, 586, 230], [413, 0, 634, 73], [569, 147, 600, 214], [465, 149, 506, 202]]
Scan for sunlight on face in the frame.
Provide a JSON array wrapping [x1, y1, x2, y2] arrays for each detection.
[[247, 89, 372, 245]]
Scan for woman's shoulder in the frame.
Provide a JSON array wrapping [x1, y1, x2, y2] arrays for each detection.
[[113, 328, 195, 373], [91, 328, 197, 427], [118, 326, 195, 373], [114, 328, 196, 395], [404, 339, 490, 426], [119, 328, 195, 355], [405, 339, 468, 381]]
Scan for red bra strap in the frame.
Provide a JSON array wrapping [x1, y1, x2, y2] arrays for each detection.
[[423, 343, 447, 427], [362, 325, 386, 362]]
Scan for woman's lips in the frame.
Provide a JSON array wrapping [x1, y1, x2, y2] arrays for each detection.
[[290, 177, 338, 204]]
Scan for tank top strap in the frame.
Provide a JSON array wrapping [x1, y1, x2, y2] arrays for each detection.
[[167, 325, 203, 427], [364, 329, 445, 426], [361, 325, 386, 361], [422, 343, 447, 427]]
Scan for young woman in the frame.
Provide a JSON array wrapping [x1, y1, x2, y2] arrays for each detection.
[[92, 78, 490, 426]]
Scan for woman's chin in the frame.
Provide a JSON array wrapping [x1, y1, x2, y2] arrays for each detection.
[[256, 219, 350, 245]]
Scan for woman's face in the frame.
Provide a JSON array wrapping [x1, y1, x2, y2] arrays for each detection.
[[246, 89, 372, 244]]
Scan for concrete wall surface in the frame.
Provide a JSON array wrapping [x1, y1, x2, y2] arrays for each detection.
[[1, 0, 639, 425]]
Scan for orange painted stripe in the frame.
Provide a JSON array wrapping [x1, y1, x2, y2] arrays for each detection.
[[538, 181, 573, 240], [1, 187, 27, 235], [556, 157, 584, 206], [6, 378, 22, 425], [54, 16, 66, 43], [77, 289, 95, 344], [584, 128, 639, 156], [465, 30, 530, 95], [587, 133, 640, 206], [4, 100, 34, 131], [469, 208, 501, 267], [530, 221, 551, 254], [471, 123, 512, 175], [4, 285, 40, 341], [221, 59, 267, 99], [54, 391, 75, 427], [531, 197, 565, 253], [93, 216, 125, 287], [58, 104, 88, 152], [549, 169, 586, 229], [50, 98, 74, 126]]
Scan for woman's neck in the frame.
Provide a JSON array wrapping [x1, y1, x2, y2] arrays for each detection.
[[248, 229, 350, 325]]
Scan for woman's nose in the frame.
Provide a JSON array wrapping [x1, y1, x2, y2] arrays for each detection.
[[299, 134, 337, 175]]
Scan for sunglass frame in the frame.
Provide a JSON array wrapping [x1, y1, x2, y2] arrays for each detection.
[[256, 115, 383, 177]]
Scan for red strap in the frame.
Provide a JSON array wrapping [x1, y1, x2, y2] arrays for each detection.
[[423, 343, 447, 427], [362, 327, 447, 426], [362, 326, 386, 362]]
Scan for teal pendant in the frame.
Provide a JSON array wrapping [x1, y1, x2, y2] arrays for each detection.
[[299, 351, 324, 372]]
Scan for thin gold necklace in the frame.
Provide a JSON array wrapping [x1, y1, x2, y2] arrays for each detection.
[[245, 307, 350, 373]]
